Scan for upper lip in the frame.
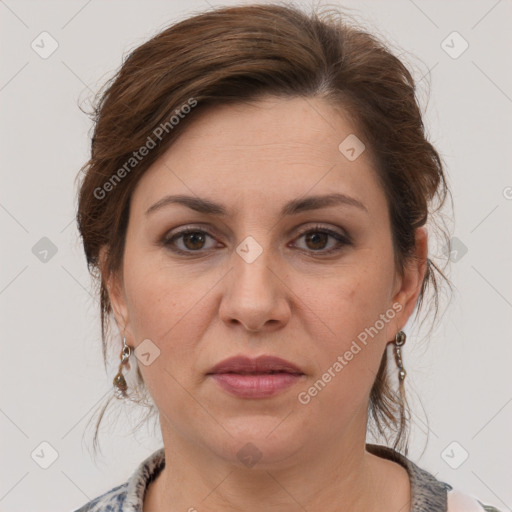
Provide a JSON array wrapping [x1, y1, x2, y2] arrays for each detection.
[[207, 355, 304, 375]]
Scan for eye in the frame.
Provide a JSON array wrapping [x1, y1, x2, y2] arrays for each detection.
[[292, 225, 351, 254], [163, 228, 218, 253], [162, 224, 351, 255]]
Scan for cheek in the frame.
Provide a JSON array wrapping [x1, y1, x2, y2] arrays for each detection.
[[298, 265, 394, 397], [125, 272, 204, 351], [122, 264, 205, 408], [123, 241, 193, 336], [125, 270, 175, 339], [308, 265, 393, 339], [122, 250, 219, 380]]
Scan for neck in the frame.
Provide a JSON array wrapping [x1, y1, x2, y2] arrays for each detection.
[[144, 424, 405, 512]]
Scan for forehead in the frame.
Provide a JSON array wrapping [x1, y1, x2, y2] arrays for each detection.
[[131, 96, 386, 220]]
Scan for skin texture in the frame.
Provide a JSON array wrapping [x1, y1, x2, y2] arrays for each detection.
[[102, 96, 427, 511]]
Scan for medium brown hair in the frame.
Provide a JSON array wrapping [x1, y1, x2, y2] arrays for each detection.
[[76, 1, 453, 457]]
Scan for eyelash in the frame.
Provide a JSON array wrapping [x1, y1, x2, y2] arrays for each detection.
[[162, 224, 352, 256]]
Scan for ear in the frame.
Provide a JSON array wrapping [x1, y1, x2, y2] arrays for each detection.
[[389, 227, 428, 336], [98, 246, 130, 337]]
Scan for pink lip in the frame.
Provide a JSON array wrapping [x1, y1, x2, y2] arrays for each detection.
[[210, 373, 303, 398], [208, 355, 304, 375], [207, 355, 305, 399]]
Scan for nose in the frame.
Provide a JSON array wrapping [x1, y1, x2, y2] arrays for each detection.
[[218, 244, 291, 333]]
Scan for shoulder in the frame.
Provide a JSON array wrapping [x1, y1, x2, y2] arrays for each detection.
[[365, 444, 503, 512], [72, 482, 128, 512], [71, 447, 166, 512], [446, 485, 503, 512]]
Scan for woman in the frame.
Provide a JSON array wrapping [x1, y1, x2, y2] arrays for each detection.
[[73, 3, 501, 511]]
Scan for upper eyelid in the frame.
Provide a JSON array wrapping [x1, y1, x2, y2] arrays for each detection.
[[166, 223, 348, 239], [165, 224, 350, 248]]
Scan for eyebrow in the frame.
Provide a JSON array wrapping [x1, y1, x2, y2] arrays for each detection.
[[145, 192, 368, 217]]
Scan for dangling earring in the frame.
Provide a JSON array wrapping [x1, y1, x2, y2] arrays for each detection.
[[393, 330, 407, 382], [113, 335, 131, 397]]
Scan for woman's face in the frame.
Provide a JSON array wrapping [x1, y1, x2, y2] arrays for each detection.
[[106, 96, 426, 467]]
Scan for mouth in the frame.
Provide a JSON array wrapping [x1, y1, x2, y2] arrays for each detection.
[[207, 354, 304, 376], [212, 370, 302, 375], [207, 355, 305, 398], [208, 372, 304, 398]]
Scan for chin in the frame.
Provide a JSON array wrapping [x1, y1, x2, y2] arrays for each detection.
[[206, 418, 306, 469]]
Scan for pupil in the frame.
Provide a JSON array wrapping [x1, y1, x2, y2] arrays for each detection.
[[185, 232, 204, 250], [181, 231, 328, 251], [306, 232, 327, 250]]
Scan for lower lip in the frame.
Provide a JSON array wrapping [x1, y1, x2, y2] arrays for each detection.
[[209, 373, 303, 398]]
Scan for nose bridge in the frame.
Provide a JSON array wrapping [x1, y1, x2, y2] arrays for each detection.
[[232, 233, 278, 299], [219, 232, 289, 331]]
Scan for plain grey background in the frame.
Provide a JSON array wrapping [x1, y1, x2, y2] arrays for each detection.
[[1, 1, 511, 511]]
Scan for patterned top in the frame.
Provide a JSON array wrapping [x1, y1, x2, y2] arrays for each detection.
[[72, 443, 501, 511]]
